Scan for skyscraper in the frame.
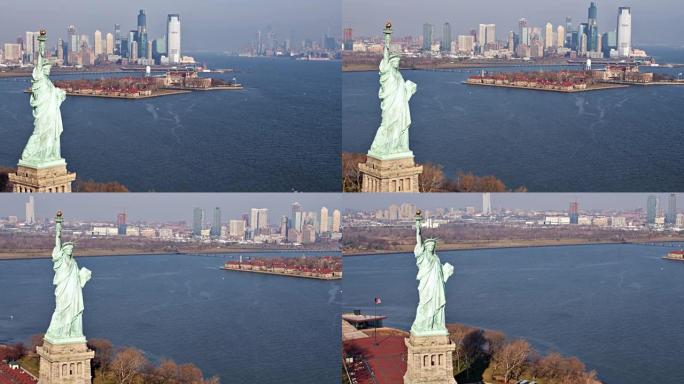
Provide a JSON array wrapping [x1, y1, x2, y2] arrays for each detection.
[[482, 193, 492, 216], [667, 194, 677, 225], [291, 202, 303, 230], [320, 207, 329, 233], [211, 207, 221, 237], [68, 25, 78, 53], [137, 9, 148, 59], [280, 216, 288, 238], [544, 23, 554, 49], [117, 212, 127, 235], [24, 31, 38, 63], [94, 30, 102, 55], [250, 208, 269, 231], [25, 196, 35, 225], [193, 208, 204, 236], [617, 7, 632, 57], [441, 23, 452, 53], [332, 209, 341, 233], [105, 33, 114, 55], [587, 2, 599, 52], [229, 220, 246, 239], [422, 23, 433, 51], [569, 201, 579, 224], [478, 24, 496, 51], [556, 25, 565, 48], [565, 17, 573, 48], [343, 28, 353, 51], [647, 195, 658, 225], [114, 24, 121, 54], [518, 18, 529, 46], [167, 14, 181, 63]]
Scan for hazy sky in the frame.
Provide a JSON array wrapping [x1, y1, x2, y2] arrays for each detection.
[[344, 0, 684, 46], [0, 194, 341, 223], [0, 0, 340, 52], [342, 193, 679, 212]]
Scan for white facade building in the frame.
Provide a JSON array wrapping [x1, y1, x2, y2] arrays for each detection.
[[167, 14, 181, 63], [617, 7, 632, 57]]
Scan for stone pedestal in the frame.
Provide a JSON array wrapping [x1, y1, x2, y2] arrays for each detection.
[[359, 155, 422, 192], [404, 333, 457, 384], [8, 161, 76, 193], [36, 340, 94, 384]]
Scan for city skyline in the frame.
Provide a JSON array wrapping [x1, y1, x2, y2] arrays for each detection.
[[342, 193, 681, 212], [0, 194, 341, 223], [0, 0, 340, 52], [343, 0, 682, 46]]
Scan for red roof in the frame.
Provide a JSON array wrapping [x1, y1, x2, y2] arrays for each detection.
[[344, 336, 407, 384]]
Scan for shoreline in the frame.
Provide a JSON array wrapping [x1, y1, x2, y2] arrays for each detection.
[[0, 247, 339, 261], [342, 61, 580, 73], [343, 238, 682, 257], [220, 267, 341, 280], [464, 80, 629, 93]]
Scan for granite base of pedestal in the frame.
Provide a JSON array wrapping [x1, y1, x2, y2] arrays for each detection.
[[36, 340, 94, 384], [359, 155, 423, 193], [403, 333, 457, 384], [8, 162, 76, 193]]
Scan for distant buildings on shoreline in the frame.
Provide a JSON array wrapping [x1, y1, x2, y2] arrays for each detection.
[[0, 198, 342, 247], [1, 9, 341, 68], [345, 194, 684, 231], [343, 3, 650, 63]]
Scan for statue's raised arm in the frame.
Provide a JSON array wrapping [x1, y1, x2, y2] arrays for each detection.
[[383, 22, 392, 62], [32, 30, 47, 81], [55, 211, 63, 250]]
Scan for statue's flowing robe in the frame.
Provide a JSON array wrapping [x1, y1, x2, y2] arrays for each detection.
[[20, 65, 66, 163], [46, 245, 84, 340], [369, 57, 416, 155], [411, 241, 453, 334]]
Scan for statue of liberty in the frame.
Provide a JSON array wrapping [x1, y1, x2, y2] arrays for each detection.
[[367, 22, 417, 160], [411, 211, 454, 336], [45, 211, 92, 344], [19, 30, 67, 168]]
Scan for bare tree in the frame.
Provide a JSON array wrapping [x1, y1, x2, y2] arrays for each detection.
[[342, 152, 366, 192], [110, 347, 148, 384], [29, 333, 45, 352], [88, 338, 113, 373], [419, 163, 446, 192], [492, 339, 532, 383]]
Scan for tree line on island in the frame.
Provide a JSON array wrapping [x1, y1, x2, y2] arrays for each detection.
[[2, 335, 219, 384], [447, 324, 600, 384], [343, 152, 527, 192]]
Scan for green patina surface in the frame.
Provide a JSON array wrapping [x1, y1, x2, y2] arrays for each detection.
[[411, 214, 454, 336], [368, 24, 417, 160], [45, 212, 92, 345], [19, 32, 67, 168]]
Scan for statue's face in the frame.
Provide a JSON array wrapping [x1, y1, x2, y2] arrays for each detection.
[[426, 242, 435, 253], [63, 245, 73, 257], [42, 64, 51, 76], [390, 57, 400, 68]]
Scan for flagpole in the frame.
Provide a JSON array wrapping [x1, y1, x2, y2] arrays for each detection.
[[374, 297, 378, 346]]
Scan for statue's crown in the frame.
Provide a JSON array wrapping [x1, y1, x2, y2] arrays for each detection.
[[424, 238, 438, 245]]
